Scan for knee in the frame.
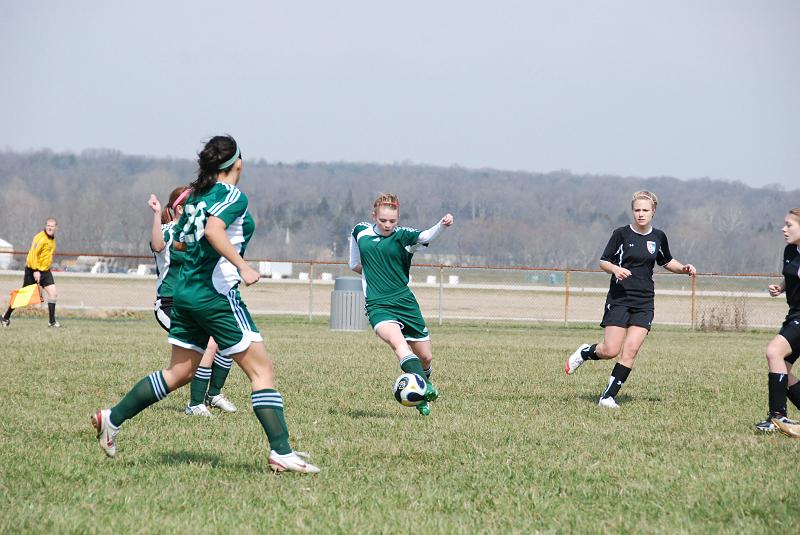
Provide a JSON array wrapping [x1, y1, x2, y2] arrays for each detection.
[[166, 362, 196, 386], [765, 346, 786, 364], [418, 354, 433, 368], [47, 288, 58, 300]]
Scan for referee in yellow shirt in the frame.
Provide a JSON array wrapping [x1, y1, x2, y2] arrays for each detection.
[[2, 218, 60, 327]]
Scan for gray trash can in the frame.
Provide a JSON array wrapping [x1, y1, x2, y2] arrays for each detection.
[[330, 277, 368, 331]]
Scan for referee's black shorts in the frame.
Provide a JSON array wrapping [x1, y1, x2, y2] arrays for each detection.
[[23, 267, 55, 287]]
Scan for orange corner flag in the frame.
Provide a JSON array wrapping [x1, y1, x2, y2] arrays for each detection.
[[9, 284, 42, 309]]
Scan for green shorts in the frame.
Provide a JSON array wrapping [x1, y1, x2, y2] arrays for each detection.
[[367, 292, 430, 341], [168, 288, 262, 356]]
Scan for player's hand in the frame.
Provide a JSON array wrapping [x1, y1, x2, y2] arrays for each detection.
[[239, 265, 261, 286], [33, 271, 41, 283], [682, 263, 696, 276], [615, 268, 631, 281], [147, 194, 161, 213], [441, 214, 454, 227], [768, 284, 784, 297]]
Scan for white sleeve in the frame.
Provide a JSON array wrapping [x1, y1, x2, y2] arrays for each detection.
[[348, 235, 362, 270], [417, 221, 445, 245]]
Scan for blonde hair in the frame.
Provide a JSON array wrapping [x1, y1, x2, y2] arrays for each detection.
[[788, 208, 800, 221], [631, 190, 658, 212], [372, 193, 400, 213]]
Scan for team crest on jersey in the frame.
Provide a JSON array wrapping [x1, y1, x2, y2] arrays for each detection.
[[646, 241, 656, 254]]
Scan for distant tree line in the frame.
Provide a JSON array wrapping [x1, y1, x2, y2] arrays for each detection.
[[0, 148, 796, 273]]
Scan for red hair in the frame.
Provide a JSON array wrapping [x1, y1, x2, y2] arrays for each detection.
[[162, 186, 191, 224]]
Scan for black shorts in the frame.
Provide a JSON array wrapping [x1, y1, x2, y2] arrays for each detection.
[[601, 302, 654, 331], [154, 297, 173, 332], [779, 317, 800, 365], [23, 267, 55, 287]]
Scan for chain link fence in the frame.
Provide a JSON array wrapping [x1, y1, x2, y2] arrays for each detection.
[[0, 252, 787, 330]]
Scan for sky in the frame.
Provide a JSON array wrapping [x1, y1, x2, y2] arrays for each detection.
[[1, 1, 798, 189]]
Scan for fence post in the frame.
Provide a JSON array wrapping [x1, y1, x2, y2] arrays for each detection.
[[564, 270, 571, 326], [438, 265, 444, 326], [308, 261, 314, 322], [691, 274, 696, 330]]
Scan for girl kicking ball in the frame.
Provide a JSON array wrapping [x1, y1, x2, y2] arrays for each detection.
[[349, 193, 453, 416]]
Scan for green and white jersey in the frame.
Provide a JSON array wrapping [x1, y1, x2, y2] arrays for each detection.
[[152, 222, 186, 298], [351, 222, 422, 303], [174, 182, 255, 305]]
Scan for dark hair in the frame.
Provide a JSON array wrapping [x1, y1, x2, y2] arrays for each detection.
[[162, 186, 191, 224], [191, 135, 240, 195]]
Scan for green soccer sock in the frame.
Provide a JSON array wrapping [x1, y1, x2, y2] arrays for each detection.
[[251, 389, 291, 455], [189, 366, 211, 406], [207, 354, 233, 398], [400, 355, 428, 382], [109, 371, 170, 427]]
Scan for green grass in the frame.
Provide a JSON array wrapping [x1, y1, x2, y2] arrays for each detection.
[[2, 315, 799, 534]]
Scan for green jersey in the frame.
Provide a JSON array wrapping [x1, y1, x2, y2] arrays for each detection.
[[152, 222, 185, 298], [351, 222, 422, 303], [174, 182, 254, 306]]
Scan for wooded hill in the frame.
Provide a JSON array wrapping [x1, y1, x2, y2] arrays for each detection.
[[0, 148, 796, 273]]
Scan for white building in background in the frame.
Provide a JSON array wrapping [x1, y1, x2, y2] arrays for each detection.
[[258, 261, 293, 279], [0, 238, 13, 270]]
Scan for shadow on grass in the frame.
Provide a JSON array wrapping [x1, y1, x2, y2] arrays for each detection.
[[156, 450, 261, 472], [159, 450, 223, 466], [328, 406, 394, 419], [573, 393, 663, 404], [151, 450, 272, 474]]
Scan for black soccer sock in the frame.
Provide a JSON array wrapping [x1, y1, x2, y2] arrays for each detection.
[[48, 302, 56, 323], [582, 344, 600, 360], [785, 380, 800, 411], [768, 373, 789, 416], [600, 363, 631, 399], [3, 307, 12, 321]]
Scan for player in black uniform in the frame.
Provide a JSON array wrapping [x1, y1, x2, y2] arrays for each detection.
[[565, 191, 696, 408], [759, 208, 800, 437]]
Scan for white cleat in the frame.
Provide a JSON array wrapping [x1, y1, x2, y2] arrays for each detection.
[[566, 344, 590, 375], [268, 450, 320, 474], [184, 404, 213, 417], [598, 396, 620, 409], [772, 415, 800, 438], [207, 393, 237, 413], [91, 409, 119, 458]]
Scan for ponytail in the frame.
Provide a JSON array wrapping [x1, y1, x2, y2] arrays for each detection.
[[191, 135, 240, 195]]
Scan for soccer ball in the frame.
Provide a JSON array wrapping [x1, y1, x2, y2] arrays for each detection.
[[392, 373, 427, 407]]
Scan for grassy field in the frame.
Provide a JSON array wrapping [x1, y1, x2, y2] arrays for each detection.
[[2, 315, 799, 534]]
